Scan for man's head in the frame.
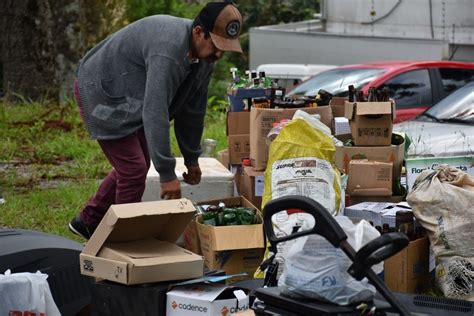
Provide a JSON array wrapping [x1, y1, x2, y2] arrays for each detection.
[[191, 1, 243, 62]]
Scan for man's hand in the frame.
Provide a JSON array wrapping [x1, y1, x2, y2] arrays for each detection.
[[160, 179, 181, 200], [183, 165, 201, 185]]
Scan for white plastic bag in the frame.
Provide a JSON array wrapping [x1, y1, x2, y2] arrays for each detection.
[[278, 216, 381, 305], [0, 270, 61, 316]]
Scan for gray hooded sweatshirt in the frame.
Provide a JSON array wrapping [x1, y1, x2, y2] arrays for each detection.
[[77, 15, 214, 182]]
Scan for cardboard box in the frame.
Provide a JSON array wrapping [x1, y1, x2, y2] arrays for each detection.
[[228, 135, 250, 165], [344, 101, 395, 146], [329, 97, 346, 118], [217, 149, 230, 169], [227, 111, 250, 135], [196, 197, 265, 279], [241, 166, 265, 210], [384, 236, 430, 293], [227, 112, 251, 165], [344, 201, 412, 227], [183, 217, 202, 256], [347, 160, 393, 196], [334, 133, 405, 181], [406, 155, 474, 191], [250, 106, 333, 170], [80, 199, 204, 285], [167, 283, 249, 316]]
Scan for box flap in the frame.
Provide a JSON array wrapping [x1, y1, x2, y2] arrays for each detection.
[[168, 284, 229, 302], [355, 102, 393, 116], [344, 101, 355, 119], [82, 199, 196, 256]]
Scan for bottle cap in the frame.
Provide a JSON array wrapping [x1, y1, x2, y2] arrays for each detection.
[[242, 158, 251, 166]]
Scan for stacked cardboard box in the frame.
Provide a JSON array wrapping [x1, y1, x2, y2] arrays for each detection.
[[335, 99, 405, 205], [227, 112, 251, 165]]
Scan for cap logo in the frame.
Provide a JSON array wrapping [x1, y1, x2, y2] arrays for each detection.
[[226, 20, 240, 37]]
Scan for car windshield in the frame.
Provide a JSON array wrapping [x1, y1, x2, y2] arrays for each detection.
[[286, 68, 387, 97], [423, 82, 474, 123]]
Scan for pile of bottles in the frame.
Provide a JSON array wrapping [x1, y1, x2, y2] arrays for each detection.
[[348, 85, 390, 102], [198, 204, 257, 226], [370, 211, 425, 241], [229, 68, 273, 90]]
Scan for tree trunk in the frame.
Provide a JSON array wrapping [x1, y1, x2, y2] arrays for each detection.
[[0, 0, 58, 102], [0, 0, 85, 103], [0, 0, 126, 104]]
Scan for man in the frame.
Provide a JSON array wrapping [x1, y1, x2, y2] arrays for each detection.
[[69, 1, 243, 239]]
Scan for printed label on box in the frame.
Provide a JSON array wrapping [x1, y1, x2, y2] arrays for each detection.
[[255, 175, 264, 197]]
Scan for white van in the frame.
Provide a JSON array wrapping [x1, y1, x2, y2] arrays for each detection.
[[256, 63, 337, 90]]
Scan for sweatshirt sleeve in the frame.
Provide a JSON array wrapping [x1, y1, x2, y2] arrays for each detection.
[[174, 66, 213, 167], [143, 55, 185, 183]]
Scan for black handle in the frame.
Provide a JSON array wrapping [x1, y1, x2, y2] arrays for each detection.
[[348, 232, 409, 281], [262, 195, 347, 248]]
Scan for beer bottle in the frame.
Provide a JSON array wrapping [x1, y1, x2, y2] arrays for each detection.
[[358, 90, 366, 102], [223, 210, 238, 226], [240, 208, 256, 225], [368, 87, 378, 102], [348, 85, 356, 102], [203, 211, 217, 226], [382, 87, 390, 102]]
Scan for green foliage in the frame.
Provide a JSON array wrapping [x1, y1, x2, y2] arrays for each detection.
[[0, 98, 227, 236], [125, 0, 202, 22]]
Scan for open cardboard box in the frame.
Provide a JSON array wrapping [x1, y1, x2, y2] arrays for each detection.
[[344, 101, 395, 146], [196, 197, 265, 280], [80, 199, 204, 285]]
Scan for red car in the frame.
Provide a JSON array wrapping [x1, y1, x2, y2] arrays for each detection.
[[286, 60, 474, 122]]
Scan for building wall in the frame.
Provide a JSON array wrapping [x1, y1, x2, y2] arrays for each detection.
[[324, 0, 474, 45], [249, 29, 448, 69]]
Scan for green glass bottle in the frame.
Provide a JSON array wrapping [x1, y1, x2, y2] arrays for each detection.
[[240, 208, 256, 225], [223, 210, 239, 226], [203, 211, 217, 226]]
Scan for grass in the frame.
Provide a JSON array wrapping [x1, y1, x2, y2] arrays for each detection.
[[0, 100, 227, 242]]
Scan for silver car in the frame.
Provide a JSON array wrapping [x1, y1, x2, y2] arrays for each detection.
[[394, 82, 474, 157]]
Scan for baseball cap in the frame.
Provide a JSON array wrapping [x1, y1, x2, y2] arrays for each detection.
[[197, 1, 243, 53]]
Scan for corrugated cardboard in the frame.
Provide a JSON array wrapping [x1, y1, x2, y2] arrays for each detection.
[[167, 284, 250, 316], [250, 106, 333, 170], [348, 160, 393, 196], [334, 133, 405, 181], [384, 236, 430, 293], [344, 101, 395, 146], [196, 197, 265, 279], [217, 149, 230, 169], [227, 112, 250, 135], [329, 97, 346, 118], [241, 166, 264, 210], [183, 217, 202, 256], [80, 199, 204, 285], [228, 135, 250, 165]]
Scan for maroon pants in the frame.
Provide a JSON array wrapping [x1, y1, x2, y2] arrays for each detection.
[[74, 80, 150, 227]]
